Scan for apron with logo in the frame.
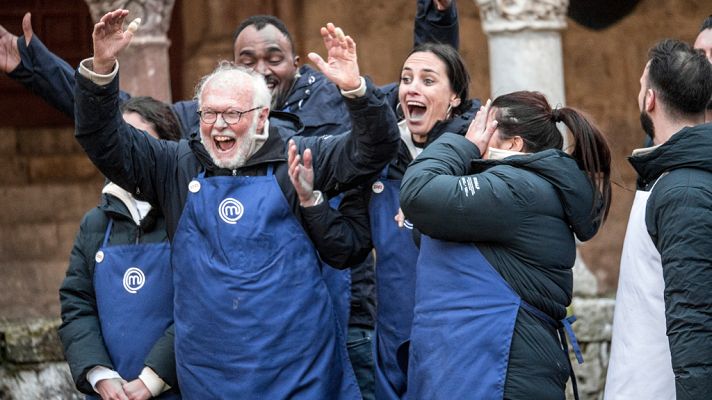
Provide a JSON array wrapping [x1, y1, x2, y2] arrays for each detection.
[[171, 167, 360, 399], [407, 236, 581, 400], [93, 219, 177, 399], [370, 167, 420, 399], [320, 194, 352, 338], [604, 176, 675, 400]]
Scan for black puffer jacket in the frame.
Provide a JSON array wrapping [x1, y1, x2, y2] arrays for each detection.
[[400, 133, 602, 399], [58, 189, 177, 394], [628, 123, 712, 400]]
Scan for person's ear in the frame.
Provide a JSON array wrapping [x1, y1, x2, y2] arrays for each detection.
[[450, 96, 461, 108], [293, 55, 300, 68], [644, 89, 655, 112], [256, 107, 270, 133], [510, 136, 524, 152]]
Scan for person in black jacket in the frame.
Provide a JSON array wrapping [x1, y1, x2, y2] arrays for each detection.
[[400, 92, 612, 400], [75, 10, 398, 399], [59, 96, 182, 399], [605, 39, 712, 400]]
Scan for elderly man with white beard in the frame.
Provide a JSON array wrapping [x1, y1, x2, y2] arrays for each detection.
[[73, 9, 399, 399]]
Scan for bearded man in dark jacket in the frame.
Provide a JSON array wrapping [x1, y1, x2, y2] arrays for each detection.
[[605, 39, 712, 400]]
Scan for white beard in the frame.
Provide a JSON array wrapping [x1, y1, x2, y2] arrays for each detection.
[[205, 117, 260, 170]]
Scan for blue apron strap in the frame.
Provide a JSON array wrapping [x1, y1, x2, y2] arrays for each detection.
[[563, 316, 584, 364], [267, 164, 274, 177], [378, 164, 390, 180], [520, 301, 582, 400], [102, 219, 114, 247], [197, 170, 206, 179]]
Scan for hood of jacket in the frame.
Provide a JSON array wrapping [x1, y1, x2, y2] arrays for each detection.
[[629, 122, 712, 188], [471, 149, 601, 241]]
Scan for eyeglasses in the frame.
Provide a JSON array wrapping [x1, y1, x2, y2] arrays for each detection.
[[197, 106, 262, 125]]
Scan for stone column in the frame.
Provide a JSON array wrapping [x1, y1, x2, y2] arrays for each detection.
[[85, 0, 175, 103], [474, 0, 568, 109]]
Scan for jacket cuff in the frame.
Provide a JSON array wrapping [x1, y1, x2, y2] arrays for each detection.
[[86, 365, 121, 392], [340, 77, 367, 98], [138, 366, 171, 397], [79, 57, 119, 85]]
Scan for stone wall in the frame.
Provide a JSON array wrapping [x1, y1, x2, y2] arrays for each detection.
[[0, 127, 104, 320], [0, 319, 81, 399]]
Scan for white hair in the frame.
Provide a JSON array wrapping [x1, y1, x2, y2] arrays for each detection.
[[194, 61, 272, 109]]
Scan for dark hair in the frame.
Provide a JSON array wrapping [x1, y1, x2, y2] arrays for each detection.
[[232, 15, 296, 55], [700, 15, 712, 32], [647, 39, 712, 116], [406, 43, 472, 115], [120, 97, 182, 142], [492, 91, 612, 223]]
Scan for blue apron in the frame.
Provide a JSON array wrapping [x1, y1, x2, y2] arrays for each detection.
[[321, 194, 352, 338], [171, 167, 360, 399], [93, 219, 177, 399], [406, 236, 581, 400], [370, 168, 420, 399]]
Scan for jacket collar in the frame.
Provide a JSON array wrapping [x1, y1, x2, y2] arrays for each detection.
[[629, 123, 712, 188]]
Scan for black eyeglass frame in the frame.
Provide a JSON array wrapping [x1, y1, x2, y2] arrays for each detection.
[[197, 106, 262, 125]]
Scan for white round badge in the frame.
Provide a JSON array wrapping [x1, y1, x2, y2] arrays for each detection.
[[188, 180, 201, 193], [372, 181, 384, 194], [95, 250, 105, 263]]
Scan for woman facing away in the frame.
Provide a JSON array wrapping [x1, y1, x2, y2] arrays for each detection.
[[369, 42, 480, 400], [400, 91, 611, 400]]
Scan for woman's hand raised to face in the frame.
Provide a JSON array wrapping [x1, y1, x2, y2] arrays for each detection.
[[465, 99, 498, 157], [307, 23, 361, 91]]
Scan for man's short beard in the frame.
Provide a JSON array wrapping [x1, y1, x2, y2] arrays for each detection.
[[207, 116, 260, 170], [640, 110, 655, 144], [270, 85, 290, 110]]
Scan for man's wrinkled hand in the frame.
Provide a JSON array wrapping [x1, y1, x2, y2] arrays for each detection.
[[92, 9, 138, 74]]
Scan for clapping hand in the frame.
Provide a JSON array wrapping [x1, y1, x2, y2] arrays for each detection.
[[288, 140, 318, 207]]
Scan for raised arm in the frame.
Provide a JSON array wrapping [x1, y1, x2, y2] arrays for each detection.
[[302, 23, 399, 195], [75, 10, 173, 206], [414, 0, 459, 48]]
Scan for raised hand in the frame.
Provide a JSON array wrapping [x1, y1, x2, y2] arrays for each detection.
[[287, 139, 318, 207], [0, 12, 33, 74], [465, 99, 498, 156], [92, 9, 140, 74], [96, 377, 129, 400], [122, 378, 152, 400], [307, 23, 361, 91], [433, 0, 453, 11]]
